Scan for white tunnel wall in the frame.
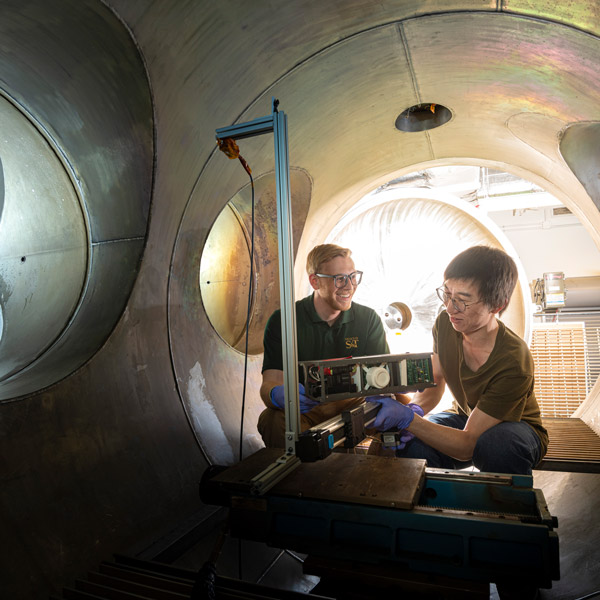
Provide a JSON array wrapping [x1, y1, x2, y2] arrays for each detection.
[[2, 1, 600, 597]]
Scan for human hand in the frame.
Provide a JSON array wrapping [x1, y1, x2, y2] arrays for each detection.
[[392, 405, 424, 448], [365, 395, 422, 431], [298, 385, 319, 413], [396, 430, 415, 450], [381, 429, 415, 451], [270, 383, 318, 414], [407, 403, 425, 418]]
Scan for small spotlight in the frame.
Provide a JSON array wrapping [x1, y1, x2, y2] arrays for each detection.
[[395, 103, 452, 133]]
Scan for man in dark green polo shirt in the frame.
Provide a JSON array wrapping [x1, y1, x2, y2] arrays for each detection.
[[258, 243, 390, 448]]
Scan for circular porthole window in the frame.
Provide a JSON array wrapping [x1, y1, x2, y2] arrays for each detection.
[[200, 199, 259, 353], [0, 95, 87, 388], [395, 103, 452, 133], [199, 169, 311, 355]]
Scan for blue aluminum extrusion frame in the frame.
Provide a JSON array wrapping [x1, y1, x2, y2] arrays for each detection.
[[216, 100, 301, 493]]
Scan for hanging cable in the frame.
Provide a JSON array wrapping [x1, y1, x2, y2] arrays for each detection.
[[239, 174, 255, 462], [216, 136, 254, 464], [217, 137, 254, 582]]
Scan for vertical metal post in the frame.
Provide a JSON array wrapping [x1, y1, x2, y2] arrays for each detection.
[[216, 100, 302, 492], [273, 107, 300, 454]]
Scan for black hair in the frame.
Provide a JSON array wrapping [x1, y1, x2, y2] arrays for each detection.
[[444, 245, 518, 315]]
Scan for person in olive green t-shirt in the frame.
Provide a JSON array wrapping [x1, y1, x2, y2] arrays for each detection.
[[433, 309, 548, 455], [366, 245, 547, 475], [258, 243, 390, 448]]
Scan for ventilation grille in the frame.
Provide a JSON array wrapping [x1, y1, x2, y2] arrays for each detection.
[[531, 315, 600, 417]]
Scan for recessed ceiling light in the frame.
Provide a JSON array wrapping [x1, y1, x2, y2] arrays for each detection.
[[395, 103, 452, 132]]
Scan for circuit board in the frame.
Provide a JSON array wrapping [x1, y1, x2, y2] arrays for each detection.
[[299, 352, 436, 402]]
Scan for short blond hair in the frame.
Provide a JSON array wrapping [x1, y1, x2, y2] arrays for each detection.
[[306, 244, 352, 275]]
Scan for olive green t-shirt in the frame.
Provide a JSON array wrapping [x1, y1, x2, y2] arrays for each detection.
[[434, 311, 548, 455], [262, 293, 390, 380]]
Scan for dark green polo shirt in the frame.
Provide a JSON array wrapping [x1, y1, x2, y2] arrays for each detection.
[[262, 293, 390, 378]]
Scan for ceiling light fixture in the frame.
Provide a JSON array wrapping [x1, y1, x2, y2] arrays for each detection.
[[395, 102, 452, 132]]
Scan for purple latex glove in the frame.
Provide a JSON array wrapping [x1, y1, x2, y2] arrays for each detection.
[[396, 430, 415, 450], [365, 396, 424, 431], [382, 429, 416, 451], [391, 405, 424, 449], [270, 383, 318, 414], [407, 403, 425, 418]]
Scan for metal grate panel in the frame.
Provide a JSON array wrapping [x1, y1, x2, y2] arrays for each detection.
[[538, 418, 600, 473], [531, 311, 600, 417]]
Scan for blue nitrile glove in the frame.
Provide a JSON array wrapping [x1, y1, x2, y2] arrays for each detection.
[[270, 383, 318, 414], [381, 429, 415, 451], [389, 405, 424, 449], [365, 396, 424, 431], [396, 430, 415, 450], [407, 403, 425, 418]]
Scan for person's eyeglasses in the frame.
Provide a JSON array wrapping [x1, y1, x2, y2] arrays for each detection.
[[316, 270, 363, 288], [436, 286, 483, 313]]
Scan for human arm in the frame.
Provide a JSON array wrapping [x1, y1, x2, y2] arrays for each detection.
[[367, 396, 501, 461], [365, 348, 500, 459], [260, 369, 318, 413], [393, 393, 413, 404], [260, 369, 284, 408], [414, 328, 537, 460], [365, 395, 424, 430], [406, 344, 534, 460], [407, 406, 501, 461]]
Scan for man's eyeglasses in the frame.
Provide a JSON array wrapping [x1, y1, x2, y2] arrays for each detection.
[[436, 286, 482, 313], [316, 270, 363, 288]]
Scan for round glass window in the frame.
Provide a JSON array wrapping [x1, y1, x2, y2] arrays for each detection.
[[199, 169, 311, 354]]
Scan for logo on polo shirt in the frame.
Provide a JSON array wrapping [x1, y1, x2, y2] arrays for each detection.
[[345, 336, 359, 349]]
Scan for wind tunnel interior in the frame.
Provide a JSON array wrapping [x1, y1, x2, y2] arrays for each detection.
[[1, 1, 600, 599]]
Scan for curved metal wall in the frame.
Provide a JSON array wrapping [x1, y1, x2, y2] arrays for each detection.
[[2, 1, 600, 598], [0, 0, 153, 400], [0, 95, 87, 381], [171, 168, 312, 465], [162, 6, 600, 460]]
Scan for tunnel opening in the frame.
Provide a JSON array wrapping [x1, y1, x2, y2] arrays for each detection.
[[323, 165, 600, 418]]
